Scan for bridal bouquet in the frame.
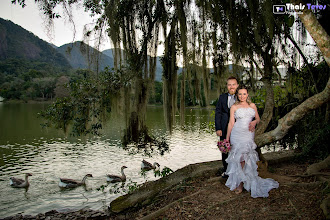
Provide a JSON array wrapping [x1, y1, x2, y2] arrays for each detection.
[[217, 139, 232, 153]]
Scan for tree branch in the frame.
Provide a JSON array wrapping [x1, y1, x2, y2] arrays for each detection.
[[255, 77, 330, 147]]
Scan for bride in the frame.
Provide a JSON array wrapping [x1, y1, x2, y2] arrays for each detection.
[[225, 85, 279, 198]]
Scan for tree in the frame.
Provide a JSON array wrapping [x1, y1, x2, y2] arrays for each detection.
[[15, 0, 329, 152], [54, 75, 70, 98]]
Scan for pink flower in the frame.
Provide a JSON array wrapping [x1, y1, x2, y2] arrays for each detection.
[[217, 140, 232, 153]]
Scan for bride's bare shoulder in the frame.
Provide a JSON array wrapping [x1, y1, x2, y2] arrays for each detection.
[[231, 104, 239, 111], [249, 103, 257, 109]]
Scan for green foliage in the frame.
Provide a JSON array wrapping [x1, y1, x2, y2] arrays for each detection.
[[251, 85, 288, 111], [107, 180, 141, 194], [148, 81, 163, 105], [270, 62, 330, 160], [97, 179, 141, 195], [208, 110, 215, 131], [0, 58, 69, 100], [154, 166, 173, 178], [292, 113, 330, 161], [39, 97, 74, 132], [40, 67, 130, 136], [251, 89, 267, 110]]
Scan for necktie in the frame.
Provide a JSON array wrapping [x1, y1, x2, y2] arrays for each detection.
[[229, 95, 235, 108]]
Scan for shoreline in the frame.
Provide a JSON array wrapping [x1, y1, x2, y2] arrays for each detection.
[[1, 150, 298, 220], [1, 100, 216, 109]]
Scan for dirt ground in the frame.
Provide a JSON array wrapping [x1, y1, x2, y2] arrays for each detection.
[[3, 161, 328, 220], [116, 161, 327, 220]]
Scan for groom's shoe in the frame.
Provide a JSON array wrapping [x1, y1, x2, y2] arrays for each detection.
[[221, 172, 228, 179], [216, 167, 228, 178], [216, 168, 223, 176]]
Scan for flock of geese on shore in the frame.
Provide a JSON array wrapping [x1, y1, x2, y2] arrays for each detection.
[[9, 160, 160, 189]]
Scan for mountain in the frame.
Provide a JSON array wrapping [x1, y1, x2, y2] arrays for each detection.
[[57, 42, 114, 71], [0, 17, 70, 68], [0, 17, 161, 80], [102, 48, 122, 60]]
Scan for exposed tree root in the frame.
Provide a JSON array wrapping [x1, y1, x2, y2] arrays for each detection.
[[197, 194, 248, 220], [320, 194, 330, 220], [288, 173, 330, 178], [303, 155, 330, 219], [139, 190, 204, 220], [288, 198, 302, 219], [306, 155, 330, 175], [282, 181, 324, 187]]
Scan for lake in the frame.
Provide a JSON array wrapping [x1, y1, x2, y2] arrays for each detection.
[[0, 103, 221, 218]]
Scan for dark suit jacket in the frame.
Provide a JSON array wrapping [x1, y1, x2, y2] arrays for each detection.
[[215, 93, 230, 139]]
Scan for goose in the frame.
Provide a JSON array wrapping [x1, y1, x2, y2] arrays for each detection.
[[9, 173, 32, 188], [141, 159, 160, 171], [106, 166, 127, 183], [59, 174, 93, 188]]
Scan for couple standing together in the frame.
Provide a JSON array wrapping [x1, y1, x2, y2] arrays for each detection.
[[215, 76, 279, 198]]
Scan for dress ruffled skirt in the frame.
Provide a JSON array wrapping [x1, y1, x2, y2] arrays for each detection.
[[225, 140, 279, 198]]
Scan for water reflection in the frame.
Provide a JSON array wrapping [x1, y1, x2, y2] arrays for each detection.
[[0, 103, 220, 218]]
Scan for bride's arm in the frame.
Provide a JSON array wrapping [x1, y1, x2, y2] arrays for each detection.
[[226, 106, 236, 141], [249, 103, 260, 131]]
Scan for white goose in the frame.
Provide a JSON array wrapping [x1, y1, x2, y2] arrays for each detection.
[[106, 166, 127, 183], [59, 174, 93, 188], [10, 173, 32, 188], [141, 159, 160, 171]]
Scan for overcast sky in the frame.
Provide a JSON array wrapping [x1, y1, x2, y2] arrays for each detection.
[[0, 1, 112, 50], [0, 1, 318, 65]]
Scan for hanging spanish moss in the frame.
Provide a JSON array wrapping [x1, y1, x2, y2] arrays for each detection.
[[104, 0, 169, 150], [162, 19, 178, 131], [176, 0, 188, 124]]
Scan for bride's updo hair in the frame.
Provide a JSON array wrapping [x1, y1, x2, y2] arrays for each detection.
[[235, 85, 252, 105]]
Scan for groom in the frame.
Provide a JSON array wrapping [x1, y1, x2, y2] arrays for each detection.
[[215, 76, 239, 178]]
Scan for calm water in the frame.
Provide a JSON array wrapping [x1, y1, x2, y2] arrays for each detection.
[[0, 103, 221, 218]]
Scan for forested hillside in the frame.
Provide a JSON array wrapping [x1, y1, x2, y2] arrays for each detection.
[[0, 18, 167, 101], [0, 18, 73, 100], [0, 18, 117, 101], [0, 18, 70, 67]]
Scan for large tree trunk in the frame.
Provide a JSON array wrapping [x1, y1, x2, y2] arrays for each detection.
[[255, 76, 274, 136], [255, 77, 330, 147]]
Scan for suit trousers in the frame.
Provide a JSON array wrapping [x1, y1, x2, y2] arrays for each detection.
[[221, 151, 228, 171]]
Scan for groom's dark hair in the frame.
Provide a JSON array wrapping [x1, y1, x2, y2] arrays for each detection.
[[227, 76, 239, 84]]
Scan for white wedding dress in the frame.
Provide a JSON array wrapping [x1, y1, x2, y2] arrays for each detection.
[[225, 107, 279, 198]]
